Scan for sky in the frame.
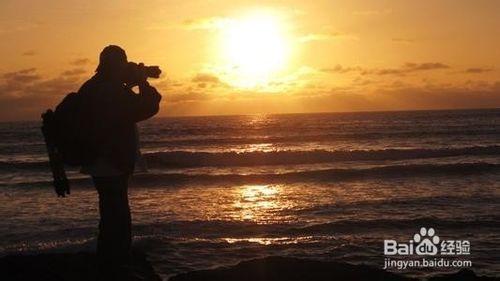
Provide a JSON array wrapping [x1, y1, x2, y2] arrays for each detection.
[[1, 0, 499, 121]]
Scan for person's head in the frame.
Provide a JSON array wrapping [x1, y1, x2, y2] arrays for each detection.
[[95, 45, 128, 80]]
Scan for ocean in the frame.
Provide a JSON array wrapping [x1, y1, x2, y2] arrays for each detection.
[[0, 109, 499, 279]]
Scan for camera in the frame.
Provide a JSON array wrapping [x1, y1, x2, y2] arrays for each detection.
[[125, 62, 161, 84]]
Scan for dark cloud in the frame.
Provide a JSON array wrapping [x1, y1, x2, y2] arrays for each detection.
[[0, 68, 83, 121], [1, 64, 498, 121], [3, 68, 41, 83], [61, 68, 87, 76], [21, 50, 37, 56], [369, 68, 401, 75], [191, 73, 226, 88], [464, 67, 494, 74], [162, 80, 500, 116], [192, 73, 220, 83], [374, 82, 500, 110], [352, 77, 372, 86], [392, 38, 415, 44], [322, 62, 449, 76], [404, 62, 449, 71], [352, 9, 392, 16], [299, 31, 358, 43], [71, 58, 91, 66], [171, 82, 184, 87], [362, 62, 450, 76], [321, 65, 360, 74], [167, 91, 210, 103], [182, 17, 228, 30], [299, 81, 500, 113]]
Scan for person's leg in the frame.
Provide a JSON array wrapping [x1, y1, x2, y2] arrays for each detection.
[[93, 175, 132, 275]]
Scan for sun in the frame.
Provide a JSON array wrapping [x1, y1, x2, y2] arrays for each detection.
[[218, 12, 291, 88]]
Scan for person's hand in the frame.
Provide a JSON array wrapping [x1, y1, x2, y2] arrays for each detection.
[[124, 62, 148, 88], [148, 65, 162, 78], [136, 63, 148, 84]]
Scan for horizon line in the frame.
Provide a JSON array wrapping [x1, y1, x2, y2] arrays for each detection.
[[2, 106, 499, 123]]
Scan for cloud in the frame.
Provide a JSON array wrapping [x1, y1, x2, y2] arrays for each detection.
[[0, 68, 83, 121], [191, 73, 228, 88], [3, 68, 42, 84], [352, 9, 392, 16], [167, 91, 211, 103], [320, 65, 360, 74], [298, 34, 332, 42], [182, 17, 230, 30], [321, 62, 449, 76], [0, 20, 41, 34], [71, 58, 91, 66], [61, 68, 87, 76], [298, 32, 357, 43], [404, 62, 449, 71], [464, 67, 494, 74], [1, 63, 498, 121], [192, 73, 220, 83], [294, 81, 500, 114], [352, 77, 373, 86], [21, 50, 37, 56], [362, 62, 450, 76], [373, 82, 500, 110], [158, 73, 500, 117], [392, 38, 415, 44]]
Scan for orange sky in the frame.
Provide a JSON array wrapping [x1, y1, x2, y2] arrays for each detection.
[[1, 0, 499, 121]]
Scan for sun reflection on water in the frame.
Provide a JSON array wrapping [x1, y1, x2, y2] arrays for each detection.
[[223, 236, 317, 245], [233, 184, 283, 222], [237, 143, 275, 153]]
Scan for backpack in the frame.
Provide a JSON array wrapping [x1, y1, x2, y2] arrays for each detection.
[[43, 92, 91, 166]]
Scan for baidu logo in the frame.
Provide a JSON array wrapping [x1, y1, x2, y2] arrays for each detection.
[[384, 227, 470, 256], [414, 227, 440, 255], [383, 227, 472, 270]]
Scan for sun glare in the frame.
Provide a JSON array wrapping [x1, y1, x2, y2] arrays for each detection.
[[219, 12, 291, 88]]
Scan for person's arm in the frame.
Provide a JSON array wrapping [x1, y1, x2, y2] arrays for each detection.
[[135, 81, 162, 121], [115, 82, 162, 123]]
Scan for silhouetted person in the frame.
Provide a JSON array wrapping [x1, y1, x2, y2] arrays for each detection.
[[78, 45, 162, 280]]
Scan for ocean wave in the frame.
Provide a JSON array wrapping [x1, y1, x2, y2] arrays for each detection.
[[144, 146, 500, 168], [10, 162, 500, 187], [139, 128, 500, 147], [1, 145, 498, 172], [293, 217, 500, 234], [3, 216, 498, 253], [132, 162, 500, 186], [131, 216, 500, 238], [292, 195, 500, 216], [0, 161, 50, 171], [4, 162, 497, 188], [136, 217, 499, 238]]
